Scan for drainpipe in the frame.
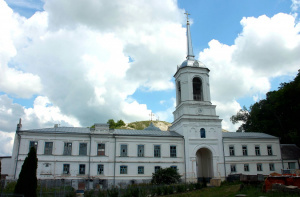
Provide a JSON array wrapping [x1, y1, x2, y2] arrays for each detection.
[[183, 137, 186, 183], [88, 133, 91, 181], [222, 137, 227, 180], [113, 135, 116, 187], [278, 138, 284, 171], [14, 133, 21, 179]]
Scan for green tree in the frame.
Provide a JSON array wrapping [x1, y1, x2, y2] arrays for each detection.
[[231, 71, 300, 146], [14, 147, 38, 197], [116, 120, 125, 128], [107, 119, 125, 129], [151, 167, 181, 185], [107, 119, 116, 129]]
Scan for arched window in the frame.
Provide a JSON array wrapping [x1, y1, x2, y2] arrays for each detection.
[[193, 77, 203, 101], [200, 128, 206, 138], [177, 81, 181, 104]]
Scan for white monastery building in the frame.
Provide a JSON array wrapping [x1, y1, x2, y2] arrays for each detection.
[[2, 13, 299, 188]]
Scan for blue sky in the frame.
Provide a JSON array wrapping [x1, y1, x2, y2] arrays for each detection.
[[0, 0, 299, 155]]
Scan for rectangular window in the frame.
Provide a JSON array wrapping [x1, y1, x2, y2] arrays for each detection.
[[170, 146, 177, 157], [288, 162, 296, 169], [98, 164, 104, 175], [255, 146, 260, 156], [44, 142, 53, 155], [79, 143, 87, 156], [120, 165, 127, 174], [257, 163, 263, 171], [171, 166, 177, 171], [137, 145, 144, 157], [269, 163, 275, 171], [154, 145, 161, 157], [229, 146, 235, 156], [29, 141, 38, 152], [63, 164, 70, 174], [79, 164, 85, 175], [244, 164, 249, 172], [267, 145, 273, 156], [138, 166, 144, 174], [97, 143, 105, 156], [154, 166, 161, 173], [120, 144, 127, 157], [242, 145, 248, 156], [63, 142, 72, 155], [231, 164, 236, 173]]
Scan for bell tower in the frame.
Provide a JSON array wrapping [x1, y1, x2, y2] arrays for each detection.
[[171, 12, 225, 182]]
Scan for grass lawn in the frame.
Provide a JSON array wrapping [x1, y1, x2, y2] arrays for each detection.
[[165, 184, 240, 197], [165, 183, 300, 197]]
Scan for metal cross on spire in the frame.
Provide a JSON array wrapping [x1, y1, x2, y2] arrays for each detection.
[[184, 11, 195, 60], [184, 12, 190, 23]]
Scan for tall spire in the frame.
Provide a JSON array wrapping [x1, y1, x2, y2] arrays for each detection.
[[184, 12, 195, 60]]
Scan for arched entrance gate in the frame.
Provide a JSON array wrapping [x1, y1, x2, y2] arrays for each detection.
[[196, 148, 213, 183]]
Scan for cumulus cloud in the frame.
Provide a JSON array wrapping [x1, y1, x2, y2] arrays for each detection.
[[200, 13, 300, 130], [0, 0, 186, 132], [0, 0, 42, 98]]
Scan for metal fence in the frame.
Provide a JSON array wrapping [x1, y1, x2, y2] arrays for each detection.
[[0, 179, 202, 197]]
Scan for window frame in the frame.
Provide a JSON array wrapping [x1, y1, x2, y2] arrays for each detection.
[[229, 145, 235, 156], [79, 164, 85, 175], [79, 143, 88, 156], [154, 145, 161, 157], [200, 128, 206, 138], [244, 164, 249, 172], [255, 145, 261, 156], [120, 165, 127, 174], [120, 144, 128, 157], [138, 166, 144, 174], [288, 162, 296, 170], [98, 164, 104, 175], [63, 142, 72, 155], [192, 77, 203, 101], [242, 145, 248, 156], [171, 166, 177, 171], [269, 163, 275, 171], [137, 145, 144, 157], [170, 145, 177, 158], [63, 164, 70, 174], [267, 145, 273, 156], [29, 141, 38, 152], [154, 166, 161, 173], [230, 164, 236, 173], [257, 163, 263, 171], [44, 142, 53, 155], [97, 143, 105, 156]]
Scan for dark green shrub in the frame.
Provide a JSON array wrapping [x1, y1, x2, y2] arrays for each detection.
[[168, 185, 174, 194], [107, 187, 118, 197], [195, 182, 202, 189], [14, 147, 38, 197], [151, 167, 181, 185], [162, 185, 169, 195], [3, 181, 17, 193], [97, 189, 107, 197], [85, 189, 95, 197], [188, 183, 195, 191], [176, 184, 185, 193], [156, 186, 163, 196]]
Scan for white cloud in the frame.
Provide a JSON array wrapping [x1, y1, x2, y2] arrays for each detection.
[[0, 0, 43, 98], [0, 131, 15, 156], [199, 13, 300, 131], [291, 0, 300, 12], [0, 0, 186, 131]]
